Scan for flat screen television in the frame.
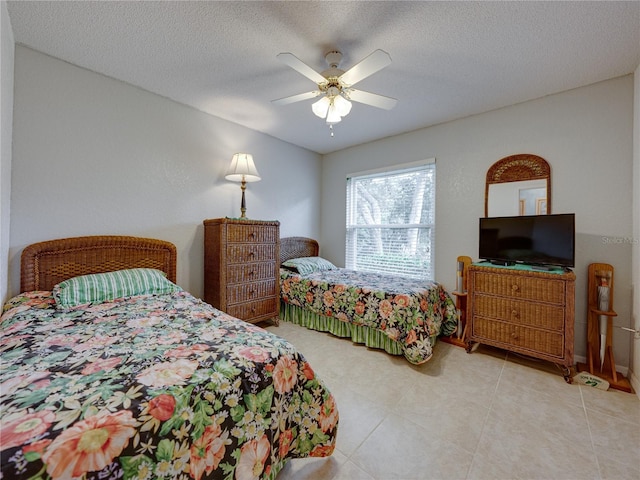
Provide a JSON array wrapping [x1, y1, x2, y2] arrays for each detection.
[[479, 213, 575, 269]]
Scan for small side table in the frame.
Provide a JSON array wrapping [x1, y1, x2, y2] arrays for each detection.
[[440, 255, 472, 348]]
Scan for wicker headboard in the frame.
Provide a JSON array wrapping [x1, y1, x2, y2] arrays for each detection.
[[280, 237, 319, 263], [20, 235, 177, 292]]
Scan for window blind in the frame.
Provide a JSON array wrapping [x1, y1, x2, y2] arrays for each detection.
[[345, 161, 435, 280]]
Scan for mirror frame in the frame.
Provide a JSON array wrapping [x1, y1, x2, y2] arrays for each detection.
[[485, 154, 551, 217]]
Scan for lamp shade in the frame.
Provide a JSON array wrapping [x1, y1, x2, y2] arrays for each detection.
[[311, 96, 331, 119], [333, 94, 352, 117], [225, 153, 261, 182], [325, 103, 342, 124]]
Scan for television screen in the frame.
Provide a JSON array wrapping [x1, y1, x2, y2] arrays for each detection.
[[479, 213, 575, 268]]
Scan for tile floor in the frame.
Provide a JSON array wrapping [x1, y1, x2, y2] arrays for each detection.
[[266, 321, 640, 480]]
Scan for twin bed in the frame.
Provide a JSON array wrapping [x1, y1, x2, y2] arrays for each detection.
[[1, 236, 337, 480], [279, 237, 458, 365]]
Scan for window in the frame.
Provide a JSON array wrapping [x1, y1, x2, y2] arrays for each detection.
[[346, 160, 435, 280]]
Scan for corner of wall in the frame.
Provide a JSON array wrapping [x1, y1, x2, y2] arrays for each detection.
[[0, 1, 15, 304], [631, 64, 640, 398]]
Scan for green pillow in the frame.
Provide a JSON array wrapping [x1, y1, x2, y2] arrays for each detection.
[[282, 256, 337, 275], [53, 268, 181, 307]]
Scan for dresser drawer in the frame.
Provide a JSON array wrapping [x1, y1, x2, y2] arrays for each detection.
[[226, 262, 276, 284], [227, 298, 278, 322], [473, 272, 566, 304], [473, 294, 565, 331], [226, 244, 276, 264], [226, 224, 279, 244], [226, 279, 276, 304], [204, 218, 280, 324], [472, 317, 565, 358]]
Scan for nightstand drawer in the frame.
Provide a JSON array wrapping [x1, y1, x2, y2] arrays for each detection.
[[227, 225, 279, 244], [473, 294, 565, 331], [226, 262, 276, 283], [227, 298, 278, 322], [227, 279, 276, 304], [472, 316, 565, 358], [473, 272, 566, 304], [226, 244, 276, 264]]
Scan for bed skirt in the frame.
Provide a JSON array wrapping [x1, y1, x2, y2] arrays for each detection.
[[280, 301, 437, 358]]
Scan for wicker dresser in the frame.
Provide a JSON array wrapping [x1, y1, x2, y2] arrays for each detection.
[[466, 263, 575, 381], [203, 218, 280, 324]]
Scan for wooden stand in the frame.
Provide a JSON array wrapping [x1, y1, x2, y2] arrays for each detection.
[[441, 256, 472, 348], [578, 263, 633, 393]]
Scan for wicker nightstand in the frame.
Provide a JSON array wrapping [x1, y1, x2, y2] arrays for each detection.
[[203, 218, 280, 324], [466, 263, 575, 382]]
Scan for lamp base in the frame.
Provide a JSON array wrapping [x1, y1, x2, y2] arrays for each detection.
[[240, 180, 247, 218]]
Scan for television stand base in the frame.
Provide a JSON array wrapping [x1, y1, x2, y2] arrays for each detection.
[[530, 265, 553, 271], [489, 260, 515, 267]]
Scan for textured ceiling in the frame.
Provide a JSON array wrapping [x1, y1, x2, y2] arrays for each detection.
[[7, 1, 640, 154]]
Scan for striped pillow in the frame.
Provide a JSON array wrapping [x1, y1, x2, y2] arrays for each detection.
[[53, 268, 181, 308], [281, 256, 337, 275]]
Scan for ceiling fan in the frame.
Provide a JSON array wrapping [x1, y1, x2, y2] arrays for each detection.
[[272, 49, 397, 132]]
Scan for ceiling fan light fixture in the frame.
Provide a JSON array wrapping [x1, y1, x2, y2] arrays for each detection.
[[333, 94, 352, 117], [325, 103, 343, 124], [312, 96, 331, 118]]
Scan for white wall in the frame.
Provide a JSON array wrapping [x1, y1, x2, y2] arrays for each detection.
[[9, 46, 322, 298], [0, 1, 13, 304], [632, 64, 640, 397], [321, 76, 635, 366]]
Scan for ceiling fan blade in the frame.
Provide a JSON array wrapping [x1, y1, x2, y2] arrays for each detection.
[[339, 49, 392, 86], [271, 90, 322, 106], [348, 89, 397, 110], [277, 53, 327, 84]]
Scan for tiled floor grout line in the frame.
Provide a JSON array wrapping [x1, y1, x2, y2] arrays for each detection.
[[464, 354, 508, 479], [326, 375, 399, 480], [341, 412, 388, 480], [339, 379, 408, 480], [579, 385, 604, 480]]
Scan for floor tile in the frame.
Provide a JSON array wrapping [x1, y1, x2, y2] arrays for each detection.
[[277, 450, 347, 480], [587, 408, 640, 473], [350, 413, 473, 480], [581, 384, 640, 423]]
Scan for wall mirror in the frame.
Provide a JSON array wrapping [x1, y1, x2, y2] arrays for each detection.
[[485, 154, 551, 217]]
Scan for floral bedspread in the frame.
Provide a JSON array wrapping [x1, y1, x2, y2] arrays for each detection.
[[280, 268, 458, 364], [0, 290, 338, 480]]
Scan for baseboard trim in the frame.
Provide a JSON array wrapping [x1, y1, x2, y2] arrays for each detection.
[[629, 369, 640, 400], [574, 354, 628, 377]]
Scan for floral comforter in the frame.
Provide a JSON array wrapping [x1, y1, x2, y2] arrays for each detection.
[[280, 268, 458, 364], [0, 290, 338, 480]]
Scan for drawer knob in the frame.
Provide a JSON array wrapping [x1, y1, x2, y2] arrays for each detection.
[[511, 310, 519, 318], [511, 331, 519, 339], [248, 232, 256, 239], [511, 284, 519, 292]]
